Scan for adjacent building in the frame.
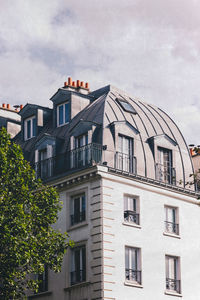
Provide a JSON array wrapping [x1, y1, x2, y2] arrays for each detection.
[[5, 77, 200, 299]]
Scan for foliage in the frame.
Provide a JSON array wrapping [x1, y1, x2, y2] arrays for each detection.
[[0, 128, 73, 299]]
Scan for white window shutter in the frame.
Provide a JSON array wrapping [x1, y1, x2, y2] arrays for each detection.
[[35, 149, 39, 163], [47, 144, 53, 158]]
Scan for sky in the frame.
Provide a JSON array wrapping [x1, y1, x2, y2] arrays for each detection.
[[0, 0, 200, 145]]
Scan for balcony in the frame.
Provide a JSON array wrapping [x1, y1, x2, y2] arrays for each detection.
[[165, 221, 179, 235], [124, 210, 139, 225], [115, 152, 137, 174], [35, 143, 102, 180], [166, 278, 181, 293], [125, 269, 141, 284], [71, 211, 86, 226], [70, 270, 86, 285], [155, 163, 176, 185]]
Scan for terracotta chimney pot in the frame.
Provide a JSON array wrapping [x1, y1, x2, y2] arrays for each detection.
[[7, 104, 10, 109], [20, 104, 23, 110], [2, 103, 6, 108], [85, 82, 89, 89], [72, 81, 76, 87], [64, 81, 68, 87], [80, 81, 84, 87], [77, 80, 80, 87], [68, 77, 72, 86]]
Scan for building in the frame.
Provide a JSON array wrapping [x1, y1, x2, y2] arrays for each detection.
[[0, 103, 21, 138], [8, 77, 200, 299]]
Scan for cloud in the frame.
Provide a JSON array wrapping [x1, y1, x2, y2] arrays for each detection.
[[0, 0, 200, 144]]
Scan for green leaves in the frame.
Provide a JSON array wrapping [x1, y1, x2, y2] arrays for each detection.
[[0, 128, 72, 299]]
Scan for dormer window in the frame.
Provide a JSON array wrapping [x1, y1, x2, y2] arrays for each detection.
[[57, 102, 69, 126], [24, 116, 36, 140]]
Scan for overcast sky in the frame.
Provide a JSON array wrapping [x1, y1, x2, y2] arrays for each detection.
[[0, 0, 199, 145]]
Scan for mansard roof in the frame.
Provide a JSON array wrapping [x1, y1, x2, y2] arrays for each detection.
[[14, 83, 194, 189]]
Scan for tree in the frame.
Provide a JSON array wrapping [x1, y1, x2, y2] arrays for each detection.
[[0, 128, 73, 299]]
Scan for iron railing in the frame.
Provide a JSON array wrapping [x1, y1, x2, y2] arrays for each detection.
[[165, 221, 179, 235], [71, 211, 86, 226], [70, 270, 86, 285], [124, 210, 139, 225], [35, 143, 102, 180], [155, 163, 176, 185], [166, 278, 181, 293], [125, 269, 141, 284], [115, 152, 137, 174]]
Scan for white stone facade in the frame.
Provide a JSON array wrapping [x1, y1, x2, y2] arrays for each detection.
[[29, 165, 200, 300]]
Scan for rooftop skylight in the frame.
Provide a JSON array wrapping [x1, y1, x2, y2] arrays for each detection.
[[116, 98, 137, 114]]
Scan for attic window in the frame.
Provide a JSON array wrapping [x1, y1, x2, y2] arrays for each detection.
[[24, 116, 36, 140], [57, 102, 69, 127], [116, 98, 136, 114]]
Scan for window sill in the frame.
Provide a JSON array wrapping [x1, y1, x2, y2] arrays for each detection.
[[165, 290, 182, 297], [57, 122, 69, 128], [122, 221, 141, 229], [124, 281, 143, 288], [68, 221, 88, 231], [28, 291, 52, 298], [163, 232, 180, 239], [64, 281, 91, 291]]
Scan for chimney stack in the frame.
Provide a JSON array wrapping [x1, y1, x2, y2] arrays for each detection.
[[63, 77, 90, 94]]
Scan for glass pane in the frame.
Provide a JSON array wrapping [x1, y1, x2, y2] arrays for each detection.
[[59, 105, 63, 125], [125, 247, 129, 269], [65, 103, 69, 123], [131, 248, 137, 270], [32, 117, 36, 137], [27, 120, 31, 139], [82, 195, 86, 213]]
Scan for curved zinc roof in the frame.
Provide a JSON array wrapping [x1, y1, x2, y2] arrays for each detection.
[[88, 85, 194, 189]]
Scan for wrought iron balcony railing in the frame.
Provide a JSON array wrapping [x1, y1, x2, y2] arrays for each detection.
[[115, 152, 137, 174], [71, 211, 86, 226], [155, 163, 176, 185], [125, 269, 141, 284], [166, 278, 181, 293], [70, 270, 86, 285], [124, 210, 139, 225], [165, 221, 179, 235], [35, 143, 102, 180]]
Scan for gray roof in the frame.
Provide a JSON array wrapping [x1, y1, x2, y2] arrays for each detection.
[[15, 84, 194, 189]]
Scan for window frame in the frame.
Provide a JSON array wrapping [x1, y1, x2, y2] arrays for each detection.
[[24, 115, 36, 140], [70, 244, 86, 286], [125, 246, 142, 285], [35, 265, 48, 294], [57, 101, 70, 127], [116, 97, 136, 114], [165, 255, 181, 294], [116, 134, 136, 173], [164, 205, 179, 236], [70, 193, 86, 227], [124, 195, 140, 226]]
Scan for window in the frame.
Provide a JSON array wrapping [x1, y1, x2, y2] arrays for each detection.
[[116, 97, 136, 114], [57, 102, 69, 126], [116, 135, 136, 173], [165, 206, 179, 235], [125, 247, 141, 284], [70, 194, 86, 226], [156, 147, 176, 184], [165, 255, 181, 294], [24, 116, 36, 140], [35, 145, 53, 179], [72, 134, 89, 168], [71, 245, 86, 285], [124, 195, 139, 225], [35, 265, 48, 293]]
